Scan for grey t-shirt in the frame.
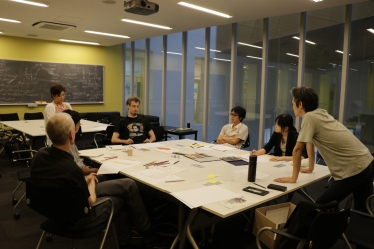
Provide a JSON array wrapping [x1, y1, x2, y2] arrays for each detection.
[[298, 108, 373, 180]]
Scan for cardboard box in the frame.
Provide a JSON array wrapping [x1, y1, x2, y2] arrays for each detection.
[[253, 202, 296, 249]]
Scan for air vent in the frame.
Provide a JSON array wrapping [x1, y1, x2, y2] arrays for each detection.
[[32, 21, 76, 31]]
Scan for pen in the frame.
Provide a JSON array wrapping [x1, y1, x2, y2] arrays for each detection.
[[130, 146, 136, 149], [165, 180, 185, 183], [173, 161, 179, 164], [154, 161, 169, 166], [253, 183, 267, 189], [104, 156, 118, 160], [143, 160, 156, 166]]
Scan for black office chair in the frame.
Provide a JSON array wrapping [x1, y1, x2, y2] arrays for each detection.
[[24, 112, 44, 120], [153, 126, 173, 142], [86, 113, 103, 122], [344, 209, 374, 249], [12, 149, 37, 219], [256, 200, 351, 249], [366, 194, 374, 215], [108, 114, 121, 125], [94, 125, 115, 148], [26, 180, 118, 249]]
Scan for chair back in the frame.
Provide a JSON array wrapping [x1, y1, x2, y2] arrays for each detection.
[[86, 113, 103, 122], [24, 112, 44, 120], [108, 115, 121, 125], [305, 206, 350, 248], [242, 134, 250, 148], [153, 126, 166, 142], [0, 113, 19, 121], [26, 180, 90, 223], [344, 209, 374, 249]]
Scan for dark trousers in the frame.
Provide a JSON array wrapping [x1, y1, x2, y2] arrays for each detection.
[[71, 178, 151, 245], [316, 160, 374, 213]]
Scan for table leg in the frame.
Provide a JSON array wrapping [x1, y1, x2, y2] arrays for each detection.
[[296, 187, 315, 202], [194, 132, 197, 140], [179, 208, 199, 249], [170, 203, 185, 249]]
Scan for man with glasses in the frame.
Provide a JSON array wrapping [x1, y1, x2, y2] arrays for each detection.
[[216, 106, 248, 149]]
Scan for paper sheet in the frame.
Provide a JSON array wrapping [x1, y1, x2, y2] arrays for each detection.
[[160, 165, 187, 173], [89, 126, 107, 131], [106, 145, 126, 151], [233, 169, 269, 180], [131, 168, 182, 184], [97, 159, 141, 174], [170, 185, 239, 209], [210, 144, 236, 152]]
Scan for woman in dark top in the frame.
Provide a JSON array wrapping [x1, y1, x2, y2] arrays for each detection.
[[251, 114, 307, 161]]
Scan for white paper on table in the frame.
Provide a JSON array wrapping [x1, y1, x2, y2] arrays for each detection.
[[131, 168, 182, 184], [79, 150, 106, 157], [198, 146, 213, 151], [106, 145, 126, 151], [233, 168, 269, 180], [218, 196, 255, 209], [98, 159, 140, 174], [237, 153, 250, 161], [257, 155, 272, 163], [157, 147, 179, 154], [89, 126, 107, 131], [170, 185, 239, 209], [133, 143, 162, 148], [210, 144, 236, 152], [160, 165, 187, 173]]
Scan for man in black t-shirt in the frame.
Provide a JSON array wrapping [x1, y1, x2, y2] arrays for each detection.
[[112, 96, 156, 144], [31, 113, 152, 248]]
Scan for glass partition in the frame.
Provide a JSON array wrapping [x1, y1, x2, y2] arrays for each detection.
[[149, 36, 163, 118]]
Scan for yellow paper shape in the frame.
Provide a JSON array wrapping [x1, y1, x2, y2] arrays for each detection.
[[207, 174, 217, 178], [207, 179, 218, 184]]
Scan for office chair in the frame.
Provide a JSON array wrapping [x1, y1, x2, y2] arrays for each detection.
[[86, 112, 103, 122], [26, 180, 118, 249], [344, 209, 374, 249], [256, 200, 351, 249], [12, 149, 37, 219], [94, 125, 115, 148], [152, 126, 173, 142], [366, 194, 374, 215], [24, 112, 44, 120], [107, 114, 121, 125]]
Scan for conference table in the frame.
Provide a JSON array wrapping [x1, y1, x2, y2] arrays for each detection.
[[0, 119, 109, 149], [79, 139, 330, 249]]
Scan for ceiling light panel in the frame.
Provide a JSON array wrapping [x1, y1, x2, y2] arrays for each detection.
[[238, 42, 262, 49], [367, 28, 374, 34], [213, 58, 230, 62], [246, 55, 262, 60], [286, 53, 299, 57], [292, 36, 316, 45], [85, 30, 129, 38], [10, 0, 49, 7], [0, 17, 21, 23], [121, 19, 172, 30], [59, 39, 100, 45], [177, 2, 232, 18], [195, 47, 221, 52]]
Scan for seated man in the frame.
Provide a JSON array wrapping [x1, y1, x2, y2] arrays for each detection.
[[30, 113, 153, 249], [63, 109, 98, 175], [216, 106, 248, 149], [112, 96, 156, 144]]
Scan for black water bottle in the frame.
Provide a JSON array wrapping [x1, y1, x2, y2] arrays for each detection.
[[187, 121, 190, 128], [248, 155, 257, 182]]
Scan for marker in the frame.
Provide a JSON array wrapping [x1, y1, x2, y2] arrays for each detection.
[[173, 161, 179, 165], [253, 183, 267, 189], [165, 180, 185, 183], [143, 160, 156, 166]]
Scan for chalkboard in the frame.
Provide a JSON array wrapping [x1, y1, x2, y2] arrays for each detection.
[[0, 59, 104, 105]]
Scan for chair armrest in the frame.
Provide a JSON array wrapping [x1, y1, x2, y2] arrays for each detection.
[[366, 194, 374, 215], [166, 135, 174, 140], [94, 133, 106, 148], [91, 197, 115, 243], [256, 227, 303, 249]]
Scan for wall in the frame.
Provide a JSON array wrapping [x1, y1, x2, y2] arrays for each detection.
[[0, 35, 123, 119]]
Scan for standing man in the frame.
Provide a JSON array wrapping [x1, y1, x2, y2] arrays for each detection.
[[275, 86, 373, 212], [112, 96, 156, 144]]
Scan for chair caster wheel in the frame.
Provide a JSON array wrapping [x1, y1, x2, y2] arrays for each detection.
[[46, 233, 53, 241], [14, 213, 20, 219], [207, 237, 213, 244], [198, 241, 206, 248], [12, 199, 18, 205]]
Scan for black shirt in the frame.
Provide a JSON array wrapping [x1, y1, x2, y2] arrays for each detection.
[[30, 146, 89, 198], [263, 130, 308, 158], [114, 116, 153, 144]]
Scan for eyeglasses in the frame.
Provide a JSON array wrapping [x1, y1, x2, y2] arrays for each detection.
[[229, 113, 239, 117]]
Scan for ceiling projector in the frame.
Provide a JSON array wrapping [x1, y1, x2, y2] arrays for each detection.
[[124, 0, 159, 15]]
